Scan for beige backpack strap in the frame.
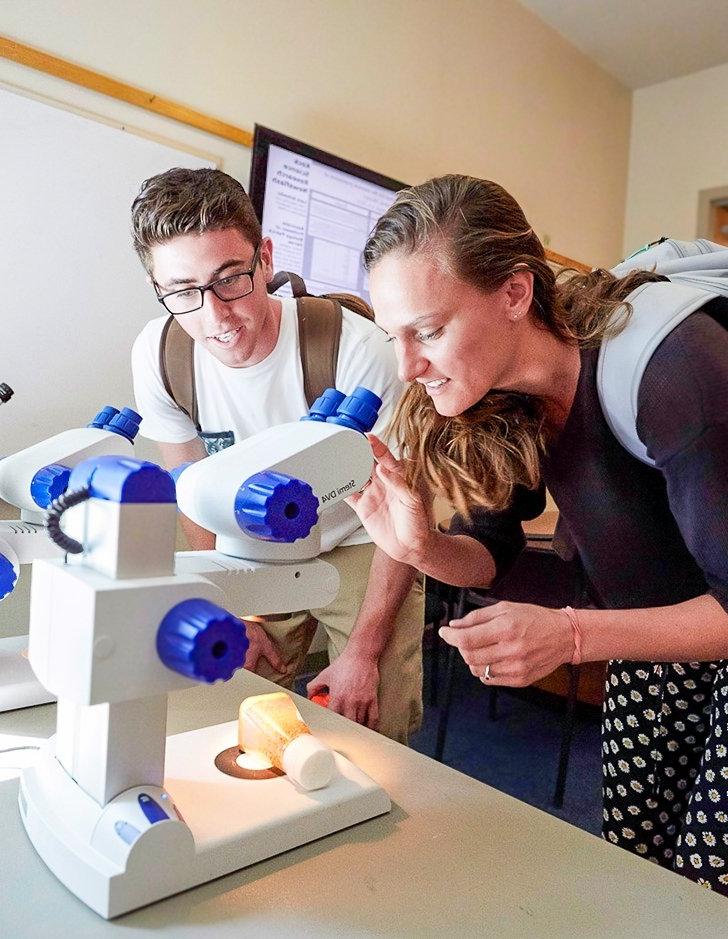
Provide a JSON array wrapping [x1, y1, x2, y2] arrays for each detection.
[[159, 316, 200, 432], [296, 296, 342, 408], [324, 291, 376, 322]]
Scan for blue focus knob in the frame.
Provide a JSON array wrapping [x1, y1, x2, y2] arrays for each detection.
[[234, 471, 319, 542], [300, 388, 346, 423], [67, 456, 175, 504], [157, 598, 248, 683], [30, 462, 71, 509], [327, 386, 382, 433], [0, 553, 18, 601]]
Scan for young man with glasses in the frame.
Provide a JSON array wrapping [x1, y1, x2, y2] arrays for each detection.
[[130, 167, 423, 743]]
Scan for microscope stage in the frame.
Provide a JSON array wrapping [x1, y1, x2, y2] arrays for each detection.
[[20, 720, 391, 918], [164, 720, 391, 873]]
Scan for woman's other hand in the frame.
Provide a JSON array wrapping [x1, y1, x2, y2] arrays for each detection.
[[346, 433, 431, 565], [438, 601, 575, 686]]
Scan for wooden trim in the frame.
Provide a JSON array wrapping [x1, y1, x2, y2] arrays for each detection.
[[1, 36, 592, 270], [546, 248, 591, 273], [0, 36, 252, 147]]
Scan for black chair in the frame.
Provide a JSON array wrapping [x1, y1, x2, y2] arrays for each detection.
[[428, 532, 590, 808], [424, 577, 461, 706]]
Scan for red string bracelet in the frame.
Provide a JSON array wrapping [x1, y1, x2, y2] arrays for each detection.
[[561, 605, 583, 666]]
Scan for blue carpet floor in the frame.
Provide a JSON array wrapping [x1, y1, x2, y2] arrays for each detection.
[[410, 644, 604, 836]]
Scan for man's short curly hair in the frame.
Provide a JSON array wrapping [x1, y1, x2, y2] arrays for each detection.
[[131, 167, 262, 272]]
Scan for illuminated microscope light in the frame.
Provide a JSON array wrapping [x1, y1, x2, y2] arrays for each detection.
[[238, 692, 335, 791], [235, 750, 274, 771]]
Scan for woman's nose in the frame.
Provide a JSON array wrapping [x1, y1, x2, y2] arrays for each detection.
[[397, 343, 427, 383]]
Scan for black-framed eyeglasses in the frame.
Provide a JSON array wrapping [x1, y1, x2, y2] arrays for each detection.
[[155, 243, 262, 315]]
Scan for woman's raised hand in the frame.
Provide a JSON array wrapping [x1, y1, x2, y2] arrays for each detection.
[[346, 434, 431, 565]]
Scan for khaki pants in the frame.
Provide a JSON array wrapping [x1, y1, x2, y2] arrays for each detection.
[[253, 541, 424, 744]]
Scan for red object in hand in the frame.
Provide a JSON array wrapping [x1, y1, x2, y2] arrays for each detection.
[[310, 691, 330, 708]]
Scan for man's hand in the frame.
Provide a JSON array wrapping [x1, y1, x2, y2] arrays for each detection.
[[346, 434, 431, 566], [242, 620, 287, 675], [307, 650, 380, 730]]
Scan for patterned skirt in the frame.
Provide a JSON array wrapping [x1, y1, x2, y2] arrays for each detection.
[[601, 659, 728, 894]]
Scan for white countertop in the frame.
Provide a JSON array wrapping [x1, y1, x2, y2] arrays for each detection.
[[1, 669, 726, 937]]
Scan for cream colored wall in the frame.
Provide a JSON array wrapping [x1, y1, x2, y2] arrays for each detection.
[[0, 0, 630, 267], [0, 0, 611, 635], [624, 60, 728, 256]]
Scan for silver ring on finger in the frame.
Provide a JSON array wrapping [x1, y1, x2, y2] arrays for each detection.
[[480, 663, 492, 683]]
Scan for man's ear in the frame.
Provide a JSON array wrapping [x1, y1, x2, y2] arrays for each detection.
[[259, 236, 275, 283], [505, 269, 534, 321]]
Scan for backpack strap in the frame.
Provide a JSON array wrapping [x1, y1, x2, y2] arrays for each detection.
[[158, 271, 375, 426], [324, 291, 375, 322], [296, 295, 342, 407], [269, 271, 376, 407], [612, 238, 726, 278], [159, 316, 200, 432], [268, 270, 309, 297], [596, 280, 716, 466]]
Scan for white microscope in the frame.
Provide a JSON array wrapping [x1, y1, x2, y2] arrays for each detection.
[[19, 387, 390, 919], [0, 405, 141, 710]]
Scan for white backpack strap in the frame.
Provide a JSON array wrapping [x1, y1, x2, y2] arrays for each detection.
[[612, 239, 725, 278], [669, 271, 728, 298], [597, 281, 716, 466]]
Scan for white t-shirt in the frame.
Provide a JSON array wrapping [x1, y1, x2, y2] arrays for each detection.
[[131, 297, 402, 551]]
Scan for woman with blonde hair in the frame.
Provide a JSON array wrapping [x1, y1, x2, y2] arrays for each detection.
[[349, 175, 728, 892]]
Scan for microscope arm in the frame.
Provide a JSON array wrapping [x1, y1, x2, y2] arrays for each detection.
[[0, 405, 141, 604]]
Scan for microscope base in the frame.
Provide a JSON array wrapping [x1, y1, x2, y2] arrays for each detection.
[[0, 635, 55, 711], [20, 720, 390, 919]]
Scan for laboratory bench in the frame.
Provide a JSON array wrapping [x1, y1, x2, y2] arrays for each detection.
[[1, 669, 726, 937]]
